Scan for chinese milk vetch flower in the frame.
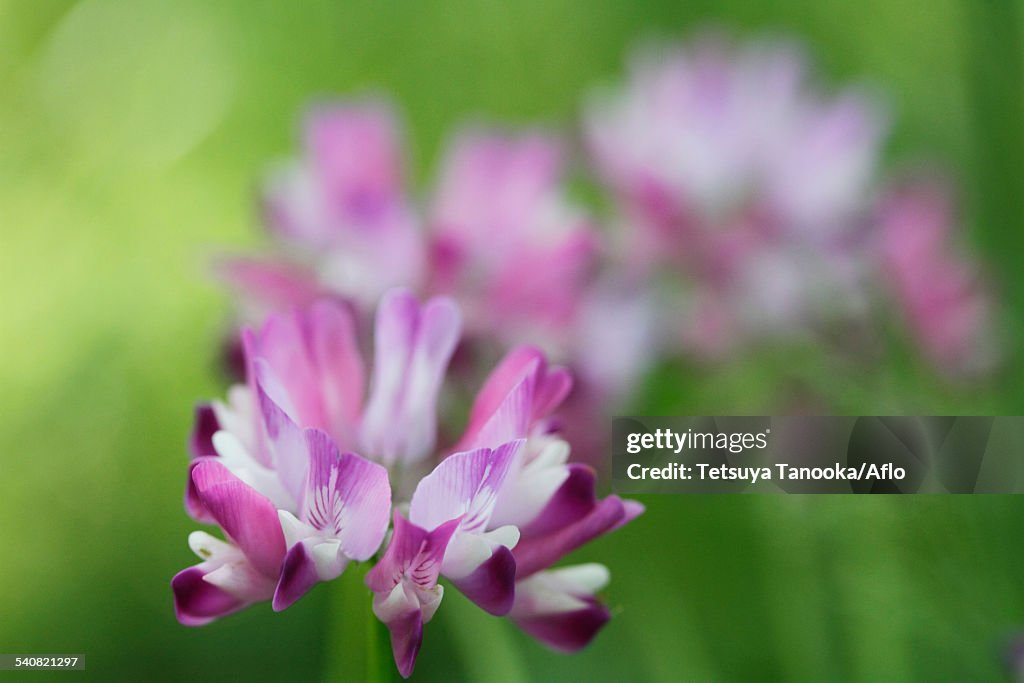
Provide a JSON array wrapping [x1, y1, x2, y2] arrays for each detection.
[[175, 290, 643, 678], [584, 32, 887, 356], [218, 100, 425, 318], [877, 179, 997, 376]]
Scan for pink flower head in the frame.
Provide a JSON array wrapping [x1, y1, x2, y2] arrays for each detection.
[[221, 100, 425, 313], [175, 291, 642, 678], [584, 33, 886, 357], [428, 128, 601, 349], [586, 34, 886, 250], [878, 180, 997, 375]]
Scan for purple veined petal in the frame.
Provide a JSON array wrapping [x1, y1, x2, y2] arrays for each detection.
[[172, 566, 246, 627], [512, 495, 640, 579], [360, 289, 461, 465], [302, 429, 392, 560], [409, 440, 523, 533], [366, 512, 461, 595], [509, 564, 611, 652], [366, 513, 460, 679], [191, 460, 287, 579]]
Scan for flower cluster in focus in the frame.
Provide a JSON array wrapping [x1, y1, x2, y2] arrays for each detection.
[[175, 290, 641, 677]]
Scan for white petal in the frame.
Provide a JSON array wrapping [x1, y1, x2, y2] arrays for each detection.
[[187, 530, 238, 562], [277, 510, 314, 549], [311, 539, 347, 580]]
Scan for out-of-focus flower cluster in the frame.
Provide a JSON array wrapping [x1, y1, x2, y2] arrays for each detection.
[[220, 31, 997, 392], [584, 35, 997, 375], [177, 28, 1001, 678]]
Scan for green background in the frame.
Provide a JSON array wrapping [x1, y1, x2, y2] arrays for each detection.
[[2, 0, 1024, 680]]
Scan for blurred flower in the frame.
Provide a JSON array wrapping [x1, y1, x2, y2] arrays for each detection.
[[220, 101, 425, 317], [584, 33, 886, 356], [427, 128, 599, 352], [878, 179, 997, 375], [175, 292, 642, 678]]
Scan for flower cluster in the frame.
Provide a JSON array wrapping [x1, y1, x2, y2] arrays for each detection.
[[174, 290, 641, 677], [584, 34, 996, 374]]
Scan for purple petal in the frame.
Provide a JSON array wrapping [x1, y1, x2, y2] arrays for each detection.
[[303, 429, 391, 560], [385, 604, 423, 679], [409, 441, 522, 533], [461, 371, 534, 450], [513, 496, 637, 579], [521, 464, 599, 537], [184, 456, 218, 524], [185, 405, 222, 521], [509, 564, 611, 652], [172, 566, 245, 627], [189, 403, 220, 459], [251, 310, 325, 431], [512, 598, 610, 653], [449, 544, 516, 616], [191, 460, 287, 578], [272, 542, 320, 612]]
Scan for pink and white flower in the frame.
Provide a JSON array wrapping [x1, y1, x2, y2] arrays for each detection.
[[175, 291, 642, 678]]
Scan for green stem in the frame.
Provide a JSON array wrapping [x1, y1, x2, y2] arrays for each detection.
[[442, 590, 529, 683], [326, 564, 396, 683]]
